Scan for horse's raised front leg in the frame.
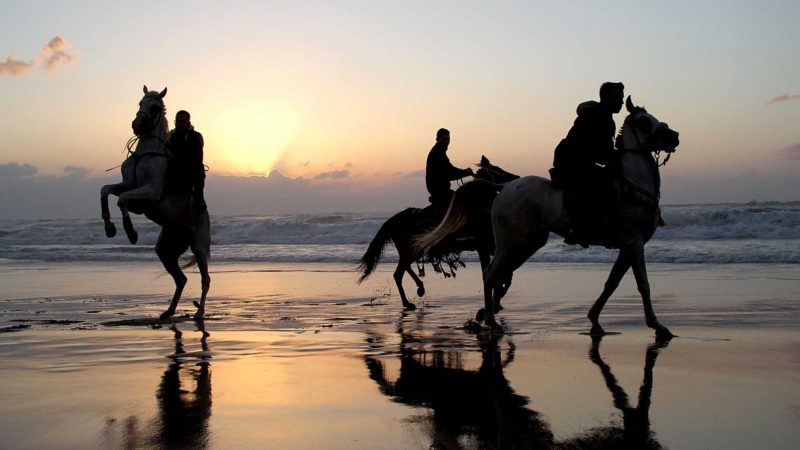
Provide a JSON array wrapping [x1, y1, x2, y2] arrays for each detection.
[[404, 266, 425, 298], [100, 182, 127, 238], [118, 184, 162, 244], [629, 244, 673, 340], [156, 230, 189, 320], [588, 251, 631, 335]]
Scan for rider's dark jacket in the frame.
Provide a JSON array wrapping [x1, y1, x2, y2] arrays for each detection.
[[552, 100, 616, 185], [168, 126, 205, 197], [425, 143, 472, 205]]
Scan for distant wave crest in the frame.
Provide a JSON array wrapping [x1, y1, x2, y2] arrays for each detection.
[[0, 203, 798, 263]]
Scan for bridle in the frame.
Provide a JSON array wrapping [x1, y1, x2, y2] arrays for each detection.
[[623, 109, 674, 167]]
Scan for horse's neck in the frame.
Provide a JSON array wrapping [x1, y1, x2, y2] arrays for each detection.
[[619, 126, 642, 151], [620, 151, 660, 200], [135, 117, 169, 154]]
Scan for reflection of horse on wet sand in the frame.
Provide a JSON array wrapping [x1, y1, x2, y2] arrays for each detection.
[[366, 323, 669, 449], [563, 335, 670, 449], [419, 97, 680, 339], [102, 322, 212, 448], [365, 322, 554, 448], [100, 86, 210, 320], [357, 156, 518, 310]]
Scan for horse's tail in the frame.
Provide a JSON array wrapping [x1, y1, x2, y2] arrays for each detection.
[[356, 210, 408, 283], [416, 180, 501, 255], [180, 256, 198, 271]]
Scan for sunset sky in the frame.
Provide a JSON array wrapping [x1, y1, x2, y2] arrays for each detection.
[[1, 1, 798, 217]]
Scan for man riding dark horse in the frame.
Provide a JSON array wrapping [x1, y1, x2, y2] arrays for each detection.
[[168, 110, 207, 215], [426, 128, 474, 218], [551, 82, 624, 246]]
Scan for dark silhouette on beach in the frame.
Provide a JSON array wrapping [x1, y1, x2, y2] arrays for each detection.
[[418, 97, 680, 338], [357, 156, 518, 311], [100, 86, 211, 320], [552, 82, 625, 246]]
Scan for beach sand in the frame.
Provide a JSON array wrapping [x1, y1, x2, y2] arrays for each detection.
[[1, 261, 798, 449]]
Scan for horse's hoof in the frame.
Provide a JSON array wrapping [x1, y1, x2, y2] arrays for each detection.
[[475, 308, 485, 322], [655, 326, 675, 341], [416, 286, 425, 297], [493, 304, 504, 314], [490, 322, 505, 336], [589, 326, 606, 336], [104, 222, 117, 238], [159, 311, 174, 321], [193, 312, 204, 320], [123, 220, 138, 244], [403, 302, 417, 311]]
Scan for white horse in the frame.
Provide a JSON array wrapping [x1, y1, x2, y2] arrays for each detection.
[[100, 86, 211, 320], [418, 97, 679, 339]]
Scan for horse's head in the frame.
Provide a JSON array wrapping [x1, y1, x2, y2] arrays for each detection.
[[132, 85, 167, 136], [475, 155, 520, 184], [618, 96, 679, 154]]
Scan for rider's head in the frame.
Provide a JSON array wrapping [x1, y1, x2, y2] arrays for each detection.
[[174, 110, 191, 132], [599, 82, 625, 114], [436, 128, 450, 146]]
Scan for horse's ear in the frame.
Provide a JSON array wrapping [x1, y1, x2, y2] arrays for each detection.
[[626, 95, 635, 113], [143, 85, 148, 94], [159, 87, 167, 98], [481, 155, 489, 166]]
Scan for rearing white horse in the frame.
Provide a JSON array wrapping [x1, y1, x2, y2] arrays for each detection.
[[100, 86, 211, 320], [418, 96, 679, 339]]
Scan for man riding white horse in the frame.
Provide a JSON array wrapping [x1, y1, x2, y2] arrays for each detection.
[[168, 110, 207, 216], [100, 86, 211, 320], [551, 82, 625, 247]]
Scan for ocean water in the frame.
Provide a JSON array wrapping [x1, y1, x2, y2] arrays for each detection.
[[0, 202, 798, 264]]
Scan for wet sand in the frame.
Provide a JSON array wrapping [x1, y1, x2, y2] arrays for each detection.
[[1, 261, 799, 448]]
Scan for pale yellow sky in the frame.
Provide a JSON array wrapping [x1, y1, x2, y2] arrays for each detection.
[[1, 1, 799, 215]]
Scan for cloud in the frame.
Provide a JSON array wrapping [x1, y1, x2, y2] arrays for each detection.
[[404, 169, 425, 178], [38, 36, 77, 74], [0, 162, 38, 177], [313, 170, 350, 180], [63, 165, 90, 178], [781, 143, 800, 160], [767, 93, 800, 105], [0, 55, 35, 76], [0, 36, 77, 77]]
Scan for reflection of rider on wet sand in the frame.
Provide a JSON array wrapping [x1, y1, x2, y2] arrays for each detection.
[[563, 335, 670, 449], [365, 311, 672, 449], [364, 318, 554, 448], [155, 322, 212, 448], [101, 322, 212, 448]]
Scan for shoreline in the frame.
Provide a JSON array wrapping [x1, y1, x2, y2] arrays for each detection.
[[1, 261, 799, 448]]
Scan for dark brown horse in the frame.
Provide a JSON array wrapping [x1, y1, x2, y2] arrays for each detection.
[[357, 156, 518, 310]]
